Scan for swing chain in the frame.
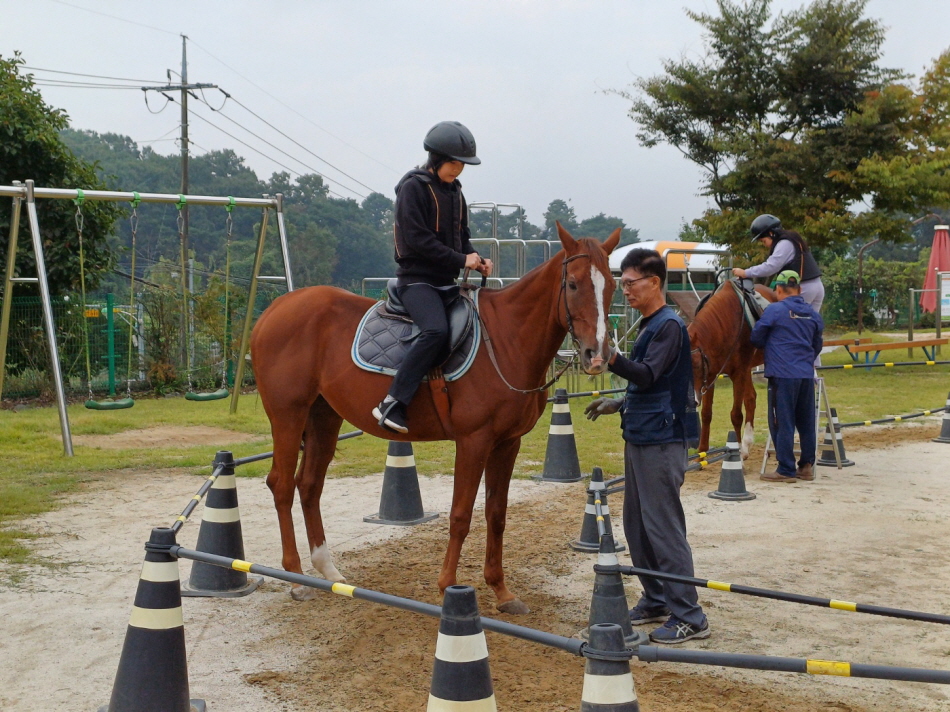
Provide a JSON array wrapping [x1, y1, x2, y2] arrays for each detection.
[[73, 190, 94, 400], [126, 194, 140, 398]]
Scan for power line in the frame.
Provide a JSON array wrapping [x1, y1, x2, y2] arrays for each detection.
[[190, 92, 369, 199], [33, 79, 145, 90], [162, 93, 350, 200], [23, 65, 164, 84], [222, 93, 379, 194], [187, 38, 400, 176], [43, 0, 178, 36]]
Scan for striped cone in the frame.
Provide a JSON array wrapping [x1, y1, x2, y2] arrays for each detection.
[[818, 408, 855, 467], [364, 441, 438, 525], [934, 393, 950, 444], [570, 467, 625, 553], [581, 623, 640, 712], [708, 431, 756, 501], [98, 527, 205, 712], [182, 451, 262, 597], [427, 585, 497, 712], [581, 532, 646, 647], [537, 388, 582, 482]]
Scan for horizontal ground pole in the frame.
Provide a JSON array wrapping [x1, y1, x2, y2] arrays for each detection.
[[839, 408, 947, 429], [169, 545, 586, 657], [613, 565, 950, 626], [546, 387, 625, 403], [232, 430, 364, 467], [636, 646, 950, 684], [818, 360, 950, 371], [170, 464, 226, 533]]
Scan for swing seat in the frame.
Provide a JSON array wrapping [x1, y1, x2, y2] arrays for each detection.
[[85, 397, 135, 411], [185, 388, 230, 402]]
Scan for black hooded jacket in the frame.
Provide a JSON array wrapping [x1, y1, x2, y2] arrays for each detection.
[[393, 168, 476, 286]]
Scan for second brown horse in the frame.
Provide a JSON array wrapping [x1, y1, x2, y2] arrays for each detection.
[[250, 225, 620, 613], [689, 282, 776, 458]]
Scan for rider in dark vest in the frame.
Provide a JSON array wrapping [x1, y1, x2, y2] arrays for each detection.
[[733, 214, 825, 312], [373, 121, 493, 434]]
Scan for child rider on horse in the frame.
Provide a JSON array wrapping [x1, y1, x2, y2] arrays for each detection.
[[373, 121, 493, 434]]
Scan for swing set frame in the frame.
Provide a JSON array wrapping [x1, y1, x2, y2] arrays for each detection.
[[0, 180, 295, 456]]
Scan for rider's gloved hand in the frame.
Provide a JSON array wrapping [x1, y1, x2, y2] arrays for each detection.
[[584, 397, 623, 421]]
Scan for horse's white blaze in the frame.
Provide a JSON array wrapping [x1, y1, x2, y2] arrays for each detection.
[[742, 422, 754, 458], [591, 265, 608, 352], [311, 543, 345, 583]]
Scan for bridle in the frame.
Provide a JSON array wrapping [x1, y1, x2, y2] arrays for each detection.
[[477, 252, 594, 394]]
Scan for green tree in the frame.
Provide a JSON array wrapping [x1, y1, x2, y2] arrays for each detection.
[[577, 213, 639, 246], [542, 199, 578, 239], [617, 0, 950, 257], [0, 55, 121, 294]]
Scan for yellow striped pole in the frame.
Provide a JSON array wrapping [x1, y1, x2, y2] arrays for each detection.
[[614, 565, 950, 625]]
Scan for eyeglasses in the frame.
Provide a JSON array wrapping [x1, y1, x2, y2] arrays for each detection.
[[621, 276, 654, 290]]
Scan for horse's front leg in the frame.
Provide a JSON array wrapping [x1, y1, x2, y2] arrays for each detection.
[[438, 434, 492, 595], [699, 381, 715, 454], [730, 369, 755, 459], [483, 435, 529, 614]]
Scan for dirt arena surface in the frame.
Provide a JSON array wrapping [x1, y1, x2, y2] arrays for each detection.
[[2, 423, 950, 711]]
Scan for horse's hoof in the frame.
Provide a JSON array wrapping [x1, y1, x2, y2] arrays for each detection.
[[496, 598, 530, 615], [290, 584, 319, 602]]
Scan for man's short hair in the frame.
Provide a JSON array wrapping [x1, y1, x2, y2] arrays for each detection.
[[619, 248, 666, 285]]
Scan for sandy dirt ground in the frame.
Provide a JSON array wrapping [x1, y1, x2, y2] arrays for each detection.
[[3, 423, 950, 711]]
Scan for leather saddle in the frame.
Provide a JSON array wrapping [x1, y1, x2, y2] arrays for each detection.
[[695, 278, 768, 328], [351, 279, 480, 382]]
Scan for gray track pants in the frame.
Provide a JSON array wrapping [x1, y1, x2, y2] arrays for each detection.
[[623, 440, 705, 627]]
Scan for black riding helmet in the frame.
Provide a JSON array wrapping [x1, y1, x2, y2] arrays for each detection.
[[750, 214, 782, 240], [423, 121, 481, 165]]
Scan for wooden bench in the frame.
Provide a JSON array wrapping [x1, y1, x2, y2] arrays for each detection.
[[847, 338, 948, 364], [822, 337, 871, 359]]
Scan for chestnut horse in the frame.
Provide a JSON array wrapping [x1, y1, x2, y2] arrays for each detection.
[[688, 281, 776, 458], [250, 225, 620, 613]]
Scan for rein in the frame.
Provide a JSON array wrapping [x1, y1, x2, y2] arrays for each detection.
[[476, 253, 591, 395]]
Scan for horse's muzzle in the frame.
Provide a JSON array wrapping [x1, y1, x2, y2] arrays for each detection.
[[581, 348, 610, 375]]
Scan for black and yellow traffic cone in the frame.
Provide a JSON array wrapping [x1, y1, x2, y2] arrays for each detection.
[[934, 393, 950, 444], [99, 527, 205, 712], [538, 388, 582, 482], [571, 467, 624, 553], [182, 451, 262, 597], [581, 532, 646, 647], [364, 441, 439, 526], [427, 585, 497, 712], [580, 623, 640, 712], [818, 408, 855, 467], [708, 431, 756, 501]]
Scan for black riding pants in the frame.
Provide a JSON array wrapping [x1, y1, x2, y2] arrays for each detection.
[[388, 283, 457, 405]]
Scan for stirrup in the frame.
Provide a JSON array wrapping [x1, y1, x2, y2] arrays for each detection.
[[373, 400, 408, 434]]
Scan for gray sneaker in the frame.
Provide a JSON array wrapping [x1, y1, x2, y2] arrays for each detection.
[[649, 615, 710, 644], [629, 604, 670, 625]]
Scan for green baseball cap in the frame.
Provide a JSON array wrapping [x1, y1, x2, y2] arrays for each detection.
[[775, 269, 800, 287]]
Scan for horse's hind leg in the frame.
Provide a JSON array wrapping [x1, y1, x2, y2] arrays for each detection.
[[265, 406, 309, 594], [730, 369, 755, 459], [296, 396, 346, 596], [483, 436, 529, 614]]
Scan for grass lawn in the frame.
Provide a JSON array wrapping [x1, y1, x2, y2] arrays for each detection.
[[1, 336, 948, 563]]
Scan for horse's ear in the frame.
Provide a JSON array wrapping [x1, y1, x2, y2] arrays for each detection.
[[602, 227, 622, 255], [556, 221, 578, 253]]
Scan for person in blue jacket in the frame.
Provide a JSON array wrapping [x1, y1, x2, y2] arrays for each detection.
[[584, 248, 708, 645], [750, 270, 824, 482]]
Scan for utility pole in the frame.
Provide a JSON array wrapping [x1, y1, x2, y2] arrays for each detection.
[[140, 35, 217, 378]]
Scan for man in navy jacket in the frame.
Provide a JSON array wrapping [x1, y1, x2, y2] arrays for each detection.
[[585, 248, 708, 644], [750, 270, 824, 482]]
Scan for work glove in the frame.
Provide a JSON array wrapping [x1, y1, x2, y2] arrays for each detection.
[[584, 397, 623, 421]]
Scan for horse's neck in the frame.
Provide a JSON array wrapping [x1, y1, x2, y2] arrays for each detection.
[[479, 257, 567, 380], [691, 288, 744, 354]]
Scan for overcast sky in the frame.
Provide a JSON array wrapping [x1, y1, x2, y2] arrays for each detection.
[[4, 0, 949, 239]]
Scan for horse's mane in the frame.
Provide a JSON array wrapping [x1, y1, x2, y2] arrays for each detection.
[[689, 284, 743, 346]]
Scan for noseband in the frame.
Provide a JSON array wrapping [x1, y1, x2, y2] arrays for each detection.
[[478, 252, 595, 394]]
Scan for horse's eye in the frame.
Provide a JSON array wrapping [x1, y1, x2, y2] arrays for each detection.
[[568, 281, 578, 291]]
